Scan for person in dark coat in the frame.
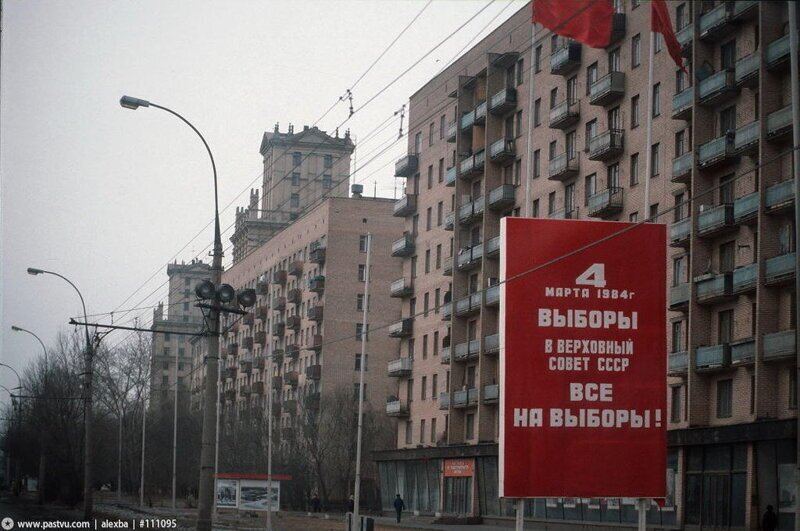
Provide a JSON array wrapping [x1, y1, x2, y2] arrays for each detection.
[[393, 494, 405, 523], [762, 505, 778, 531], [348, 495, 354, 513]]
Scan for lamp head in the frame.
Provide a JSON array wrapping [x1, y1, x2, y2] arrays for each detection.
[[237, 289, 257, 308], [194, 280, 216, 300], [10, 326, 22, 332], [217, 284, 236, 304], [26, 268, 44, 276], [120, 95, 151, 110]]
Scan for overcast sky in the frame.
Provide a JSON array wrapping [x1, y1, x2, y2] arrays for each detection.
[[0, 0, 524, 403]]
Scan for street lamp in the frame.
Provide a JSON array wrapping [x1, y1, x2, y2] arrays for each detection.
[[11, 326, 48, 505], [26, 267, 94, 519], [0, 366, 22, 496], [120, 95, 222, 531]]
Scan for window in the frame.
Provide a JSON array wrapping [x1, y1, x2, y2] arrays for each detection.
[[718, 309, 733, 344], [516, 58, 524, 86], [164, 347, 170, 357], [438, 158, 444, 183], [291, 172, 300, 186], [405, 421, 412, 444], [534, 99, 541, 126], [436, 245, 442, 269], [608, 47, 621, 72], [608, 163, 620, 189], [324, 154, 333, 168], [651, 143, 660, 177], [432, 374, 438, 398], [585, 174, 597, 205], [431, 418, 437, 444], [586, 62, 598, 94], [675, 193, 687, 221], [407, 379, 414, 402], [293, 152, 302, 166], [629, 211, 638, 222], [437, 202, 443, 226], [356, 323, 368, 341], [533, 150, 541, 178], [632, 34, 641, 67], [649, 203, 659, 220], [720, 106, 736, 134], [630, 153, 639, 185], [720, 174, 735, 204], [359, 234, 368, 252], [716, 379, 733, 418], [671, 320, 684, 350], [532, 199, 540, 217], [429, 123, 434, 146], [671, 386, 682, 422], [514, 159, 522, 185], [535, 46, 542, 72], [420, 419, 426, 444], [791, 371, 797, 409], [675, 130, 686, 157], [290, 193, 299, 208], [565, 182, 576, 213], [567, 76, 578, 104], [356, 293, 365, 311], [466, 413, 475, 439], [354, 353, 368, 371], [183, 302, 189, 311], [164, 333, 171, 342], [426, 207, 432, 231], [548, 192, 556, 214], [676, 3, 687, 30], [654, 32, 663, 54], [719, 241, 735, 273], [414, 132, 422, 154], [358, 264, 366, 281], [550, 87, 558, 109], [608, 106, 621, 129], [652, 83, 661, 117], [514, 111, 523, 136], [721, 40, 736, 70], [585, 119, 597, 148], [421, 376, 427, 399], [631, 95, 640, 128], [549, 141, 557, 161], [676, 68, 687, 93], [439, 115, 445, 139], [322, 174, 332, 188]]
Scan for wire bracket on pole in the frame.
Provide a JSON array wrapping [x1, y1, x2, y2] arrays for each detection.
[[394, 104, 406, 139]]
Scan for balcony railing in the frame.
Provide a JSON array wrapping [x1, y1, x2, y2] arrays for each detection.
[[255, 331, 267, 346], [387, 357, 413, 377], [446, 120, 457, 142], [734, 120, 760, 154], [445, 166, 457, 186], [309, 275, 325, 293], [460, 110, 475, 130], [733, 192, 759, 223], [307, 305, 324, 321], [488, 184, 516, 210], [548, 207, 579, 220], [390, 277, 413, 298], [767, 105, 792, 140], [733, 0, 758, 20], [273, 270, 287, 284], [669, 282, 690, 310], [699, 2, 732, 41], [668, 351, 688, 376], [474, 101, 487, 124], [453, 388, 479, 408], [672, 152, 693, 184], [549, 99, 580, 129], [489, 87, 518, 114], [393, 194, 417, 217], [695, 272, 733, 303], [388, 318, 413, 338], [486, 236, 500, 258], [391, 234, 415, 257], [440, 345, 451, 364], [386, 399, 409, 417], [697, 134, 736, 169], [766, 180, 795, 212], [765, 253, 796, 285], [698, 69, 737, 105], [454, 339, 479, 362], [766, 34, 791, 70], [550, 39, 582, 75], [457, 243, 484, 271], [676, 24, 693, 53], [734, 52, 759, 87], [455, 292, 482, 317], [489, 138, 515, 162], [589, 71, 625, 106], [733, 263, 757, 293], [459, 154, 475, 176], [588, 129, 624, 161], [287, 288, 302, 305], [731, 338, 755, 366], [587, 187, 624, 218], [458, 197, 485, 224], [670, 217, 691, 247], [483, 384, 499, 404], [310, 246, 326, 264], [395, 154, 418, 177], [672, 86, 693, 120], [763, 330, 796, 361], [288, 260, 303, 277], [485, 285, 500, 307], [485, 333, 499, 354], [695, 344, 731, 371], [272, 322, 285, 337], [439, 392, 450, 410], [548, 152, 580, 181]]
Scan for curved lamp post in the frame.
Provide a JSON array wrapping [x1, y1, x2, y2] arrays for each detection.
[[11, 326, 48, 505], [0, 367, 22, 495], [26, 267, 93, 519], [120, 95, 222, 531]]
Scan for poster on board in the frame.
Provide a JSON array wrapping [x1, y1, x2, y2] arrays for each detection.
[[215, 479, 238, 508], [239, 479, 280, 512]]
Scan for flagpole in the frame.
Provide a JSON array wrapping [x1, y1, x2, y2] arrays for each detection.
[[643, 27, 655, 218]]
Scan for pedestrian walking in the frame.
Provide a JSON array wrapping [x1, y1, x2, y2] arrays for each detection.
[[393, 493, 405, 523], [312, 492, 321, 513], [762, 505, 778, 531], [348, 494, 354, 513]]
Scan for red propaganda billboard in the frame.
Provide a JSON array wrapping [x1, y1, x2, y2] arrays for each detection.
[[498, 218, 666, 499]]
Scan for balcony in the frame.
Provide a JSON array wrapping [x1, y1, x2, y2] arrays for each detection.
[[445, 166, 457, 187], [695, 344, 731, 372], [485, 285, 500, 307], [735, 52, 759, 88], [766, 105, 792, 141], [441, 300, 452, 320], [672, 86, 693, 121], [453, 388, 479, 408], [286, 344, 300, 359], [455, 292, 482, 317], [271, 349, 283, 364], [227, 343, 239, 357], [697, 204, 734, 236], [390, 277, 413, 298], [587, 187, 624, 218], [243, 312, 255, 326], [550, 39, 581, 75], [391, 234, 415, 257], [393, 194, 417, 217], [672, 152, 693, 184], [486, 236, 500, 258], [608, 12, 626, 45], [443, 256, 453, 276], [489, 87, 518, 115], [386, 399, 409, 417], [308, 334, 323, 351], [272, 322, 285, 337], [307, 305, 324, 321], [387, 357, 413, 377], [549, 99, 580, 129], [224, 367, 237, 380], [548, 207, 579, 220], [698, 70, 737, 106], [548, 152, 580, 181], [288, 260, 303, 277], [731, 338, 755, 366], [444, 211, 454, 231], [588, 129, 624, 161], [310, 245, 326, 264], [287, 288, 302, 304], [285, 371, 299, 387], [283, 399, 297, 413], [485, 333, 500, 354], [439, 392, 450, 410], [763, 330, 795, 362], [483, 384, 499, 405], [474, 150, 486, 173], [766, 34, 791, 70], [676, 24, 693, 55], [286, 315, 301, 331], [698, 134, 737, 169], [460, 110, 475, 131], [243, 336, 254, 350], [668, 351, 688, 376], [459, 154, 475, 177], [458, 196, 485, 224], [589, 72, 625, 107], [253, 357, 266, 370], [224, 389, 235, 401], [309, 275, 325, 294], [257, 279, 269, 295], [454, 339, 480, 362], [256, 305, 269, 321], [272, 376, 282, 389], [733, 263, 757, 294], [474, 101, 487, 124], [272, 296, 286, 311], [255, 331, 267, 346], [457, 242, 484, 271], [733, 192, 759, 224], [273, 270, 287, 285], [305, 392, 320, 410], [695, 272, 733, 304], [395, 154, 418, 177], [388, 318, 413, 338], [489, 138, 515, 163], [239, 359, 252, 375], [698, 2, 733, 41], [252, 381, 265, 395], [765, 253, 796, 286], [733, 0, 758, 20], [446, 120, 457, 142], [734, 121, 760, 155], [767, 180, 795, 212], [669, 282, 690, 311]]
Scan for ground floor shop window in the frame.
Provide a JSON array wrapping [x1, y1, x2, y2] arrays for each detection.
[[685, 443, 746, 527], [443, 477, 471, 514], [757, 439, 796, 530]]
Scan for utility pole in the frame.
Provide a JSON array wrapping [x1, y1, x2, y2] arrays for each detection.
[[352, 233, 371, 531]]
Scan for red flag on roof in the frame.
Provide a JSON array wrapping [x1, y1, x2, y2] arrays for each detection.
[[652, 0, 687, 72], [532, 0, 615, 49]]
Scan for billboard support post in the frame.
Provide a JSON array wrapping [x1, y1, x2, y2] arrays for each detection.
[[515, 499, 524, 531], [637, 499, 647, 531]]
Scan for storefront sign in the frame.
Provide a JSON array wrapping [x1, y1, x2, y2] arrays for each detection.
[[444, 458, 475, 477], [499, 218, 666, 498]]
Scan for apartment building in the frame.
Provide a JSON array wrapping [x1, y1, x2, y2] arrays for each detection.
[[150, 259, 211, 407], [375, 1, 797, 528], [230, 124, 354, 263]]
